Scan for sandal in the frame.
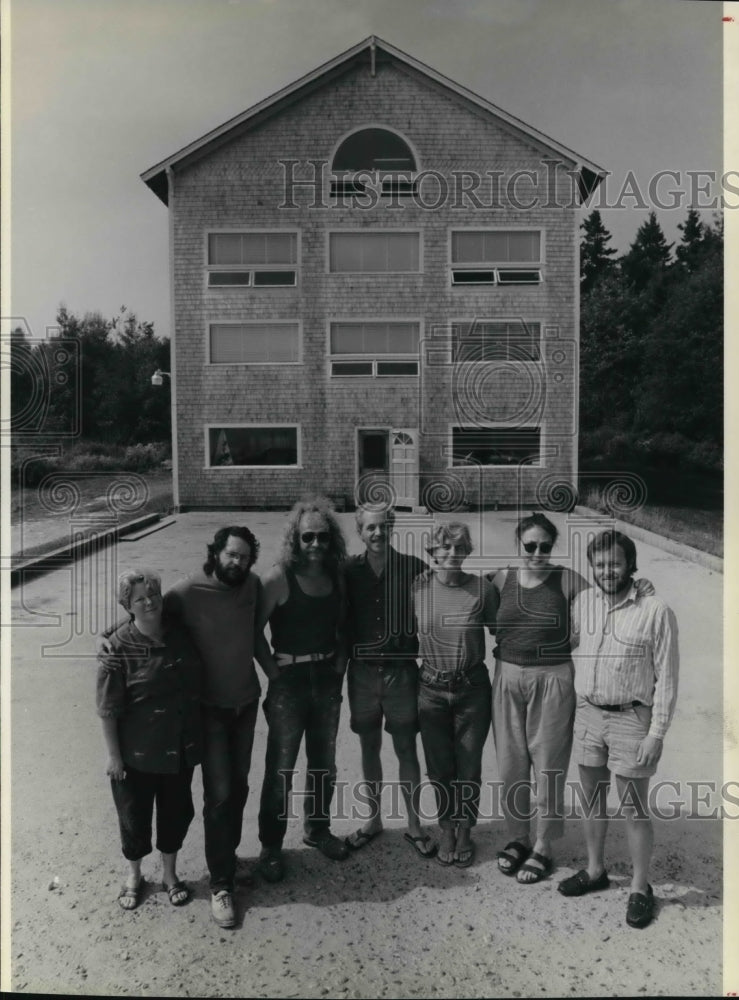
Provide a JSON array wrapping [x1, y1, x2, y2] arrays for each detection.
[[163, 880, 190, 906], [345, 828, 382, 851], [516, 851, 553, 884], [496, 841, 531, 877], [403, 832, 438, 859], [117, 882, 142, 910], [454, 841, 476, 868]]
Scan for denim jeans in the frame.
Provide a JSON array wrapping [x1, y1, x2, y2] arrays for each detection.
[[418, 662, 492, 827], [258, 663, 343, 848], [201, 700, 259, 892], [110, 763, 195, 861]]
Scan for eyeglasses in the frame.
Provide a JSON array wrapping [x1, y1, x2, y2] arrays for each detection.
[[301, 531, 330, 545], [522, 541, 553, 555]]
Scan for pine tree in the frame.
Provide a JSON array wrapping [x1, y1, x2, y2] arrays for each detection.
[[620, 211, 673, 292], [676, 208, 705, 272], [580, 210, 617, 294]]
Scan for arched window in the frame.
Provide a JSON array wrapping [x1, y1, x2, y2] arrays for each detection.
[[331, 127, 418, 198], [332, 128, 416, 173]]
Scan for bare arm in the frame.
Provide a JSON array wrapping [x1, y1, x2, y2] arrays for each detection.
[[253, 576, 280, 681], [101, 717, 125, 780]]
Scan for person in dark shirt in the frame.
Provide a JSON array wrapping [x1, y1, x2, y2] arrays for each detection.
[[342, 505, 437, 859], [256, 497, 349, 882], [97, 569, 203, 911]]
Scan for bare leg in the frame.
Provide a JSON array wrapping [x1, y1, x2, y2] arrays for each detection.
[[579, 764, 611, 879], [119, 858, 142, 910], [615, 775, 653, 894], [391, 730, 423, 839], [352, 729, 384, 838]]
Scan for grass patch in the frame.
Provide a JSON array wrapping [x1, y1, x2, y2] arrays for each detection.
[[581, 485, 722, 557]]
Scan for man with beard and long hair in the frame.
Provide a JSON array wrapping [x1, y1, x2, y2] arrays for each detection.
[[100, 525, 278, 929], [256, 497, 349, 882]]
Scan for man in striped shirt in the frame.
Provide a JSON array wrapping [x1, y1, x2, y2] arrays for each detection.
[[558, 529, 679, 929]]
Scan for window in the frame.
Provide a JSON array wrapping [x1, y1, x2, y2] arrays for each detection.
[[209, 323, 300, 364], [329, 232, 420, 272], [451, 230, 542, 285], [207, 426, 299, 467], [207, 232, 297, 287], [452, 321, 541, 362], [331, 128, 418, 198], [451, 427, 541, 466], [329, 321, 420, 377]]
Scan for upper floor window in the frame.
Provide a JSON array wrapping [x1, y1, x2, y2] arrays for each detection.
[[207, 232, 297, 287], [329, 320, 420, 377], [331, 128, 418, 198], [452, 320, 541, 362], [329, 232, 420, 272], [209, 322, 300, 364], [451, 230, 542, 286]]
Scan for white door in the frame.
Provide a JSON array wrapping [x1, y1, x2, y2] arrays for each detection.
[[390, 428, 419, 508]]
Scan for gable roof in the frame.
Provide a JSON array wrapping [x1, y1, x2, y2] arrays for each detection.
[[141, 35, 606, 205]]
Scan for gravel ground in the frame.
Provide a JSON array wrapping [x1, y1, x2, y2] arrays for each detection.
[[6, 510, 725, 997]]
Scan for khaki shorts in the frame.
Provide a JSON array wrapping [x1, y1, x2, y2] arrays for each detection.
[[573, 695, 657, 779]]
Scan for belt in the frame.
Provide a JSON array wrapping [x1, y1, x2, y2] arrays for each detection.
[[587, 699, 643, 712], [275, 651, 336, 666], [420, 662, 484, 687]]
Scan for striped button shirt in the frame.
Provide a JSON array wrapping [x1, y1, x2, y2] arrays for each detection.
[[571, 582, 679, 740]]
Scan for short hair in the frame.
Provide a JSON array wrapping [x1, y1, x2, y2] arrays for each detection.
[[355, 503, 396, 533], [203, 525, 259, 576], [515, 511, 559, 546], [117, 569, 162, 612], [279, 495, 347, 575], [586, 529, 638, 575], [426, 521, 473, 559]]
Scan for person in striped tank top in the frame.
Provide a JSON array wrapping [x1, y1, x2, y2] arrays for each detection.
[[413, 522, 498, 868]]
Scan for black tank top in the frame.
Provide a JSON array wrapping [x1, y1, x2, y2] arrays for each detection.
[[269, 567, 338, 655]]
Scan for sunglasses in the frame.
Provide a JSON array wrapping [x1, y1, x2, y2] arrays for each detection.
[[301, 531, 331, 545], [523, 541, 553, 555]]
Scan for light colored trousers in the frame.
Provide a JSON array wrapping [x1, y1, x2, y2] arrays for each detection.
[[491, 659, 575, 842]]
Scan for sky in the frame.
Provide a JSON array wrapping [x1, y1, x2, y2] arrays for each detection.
[[5, 0, 726, 342]]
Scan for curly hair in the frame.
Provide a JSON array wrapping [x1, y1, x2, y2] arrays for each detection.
[[203, 525, 260, 576], [278, 495, 347, 575], [117, 569, 162, 612], [515, 511, 559, 546]]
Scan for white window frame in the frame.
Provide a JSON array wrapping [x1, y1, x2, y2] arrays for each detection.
[[327, 230, 422, 274], [206, 320, 303, 366], [204, 424, 302, 469], [448, 424, 543, 468], [448, 227, 544, 287], [450, 318, 543, 363], [329, 124, 420, 200], [327, 317, 422, 379], [205, 229, 300, 289]]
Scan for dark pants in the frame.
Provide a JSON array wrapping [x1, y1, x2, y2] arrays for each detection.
[[201, 700, 259, 892], [111, 763, 195, 861], [418, 663, 492, 827], [258, 663, 343, 848]]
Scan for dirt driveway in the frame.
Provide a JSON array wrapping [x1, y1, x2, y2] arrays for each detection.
[[5, 511, 725, 997]]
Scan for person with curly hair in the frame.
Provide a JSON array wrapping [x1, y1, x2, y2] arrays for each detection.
[[257, 497, 349, 881]]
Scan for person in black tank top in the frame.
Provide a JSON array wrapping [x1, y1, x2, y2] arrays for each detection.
[[256, 497, 349, 881]]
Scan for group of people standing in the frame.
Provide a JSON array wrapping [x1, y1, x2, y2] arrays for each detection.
[[96, 497, 678, 932]]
